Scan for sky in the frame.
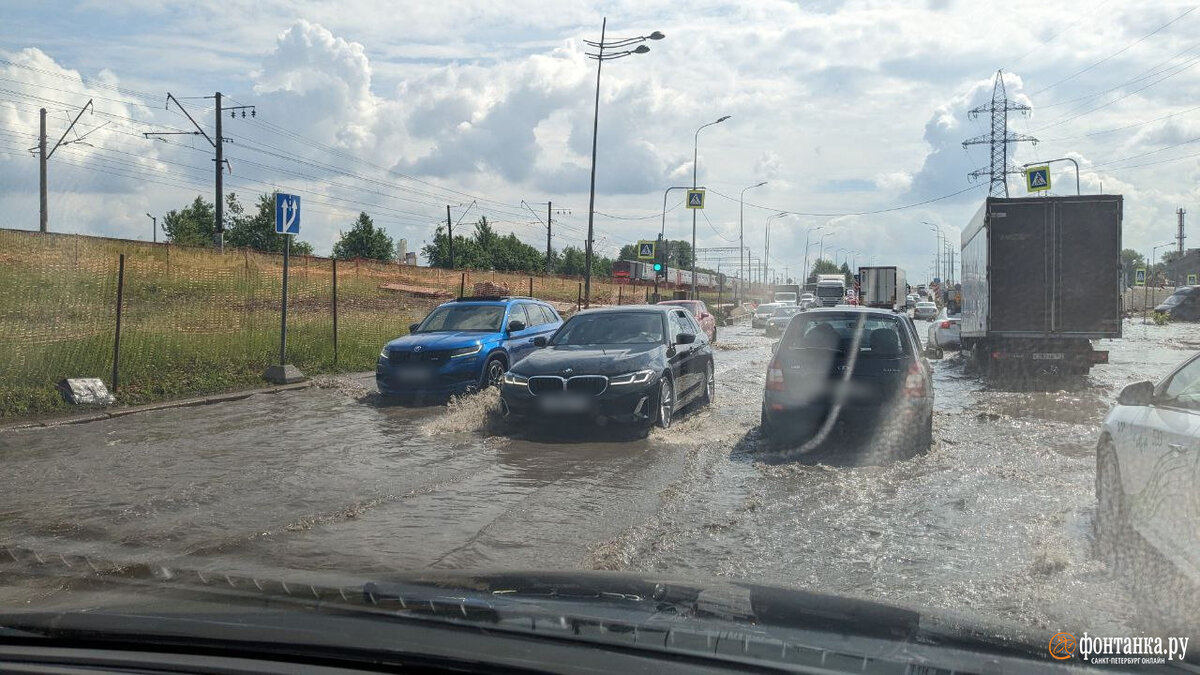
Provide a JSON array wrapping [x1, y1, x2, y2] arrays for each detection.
[[3, 0, 1200, 283]]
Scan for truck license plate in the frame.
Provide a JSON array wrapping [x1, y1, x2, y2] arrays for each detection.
[[1032, 353, 1064, 360]]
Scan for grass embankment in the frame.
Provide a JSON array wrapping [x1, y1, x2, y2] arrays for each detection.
[[0, 230, 638, 419]]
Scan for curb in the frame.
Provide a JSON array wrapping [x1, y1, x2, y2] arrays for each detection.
[[1, 381, 316, 432]]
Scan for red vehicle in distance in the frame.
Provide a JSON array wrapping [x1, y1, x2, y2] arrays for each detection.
[[657, 300, 716, 343]]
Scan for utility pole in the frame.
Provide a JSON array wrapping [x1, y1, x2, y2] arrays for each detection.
[[446, 205, 454, 269], [547, 201, 553, 276], [1178, 208, 1187, 255], [214, 92, 223, 250], [963, 71, 1037, 197], [36, 100, 94, 233], [38, 109, 46, 233], [145, 92, 253, 251]]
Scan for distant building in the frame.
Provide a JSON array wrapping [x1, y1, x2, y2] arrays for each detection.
[[1164, 248, 1200, 286], [405, 252, 417, 266], [396, 238, 407, 262]]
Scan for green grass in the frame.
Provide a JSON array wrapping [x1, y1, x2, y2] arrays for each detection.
[[0, 229, 639, 419]]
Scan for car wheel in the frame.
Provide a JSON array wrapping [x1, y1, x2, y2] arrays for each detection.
[[699, 361, 715, 406], [907, 413, 933, 458], [1095, 437, 1130, 568], [656, 375, 675, 429], [482, 355, 507, 389]]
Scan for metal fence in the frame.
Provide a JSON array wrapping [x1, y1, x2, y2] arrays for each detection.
[[0, 229, 653, 418]]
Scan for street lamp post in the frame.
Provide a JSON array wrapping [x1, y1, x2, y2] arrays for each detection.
[[923, 221, 942, 283], [659, 185, 701, 300], [691, 115, 730, 299], [1146, 242, 1175, 323], [764, 212, 788, 292], [802, 225, 823, 286], [739, 181, 767, 304], [582, 19, 664, 308], [146, 213, 156, 243], [818, 231, 831, 264]]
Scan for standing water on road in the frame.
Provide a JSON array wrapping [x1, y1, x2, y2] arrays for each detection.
[[3, 318, 1198, 646]]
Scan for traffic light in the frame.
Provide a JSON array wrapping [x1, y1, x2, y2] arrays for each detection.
[[653, 261, 663, 274]]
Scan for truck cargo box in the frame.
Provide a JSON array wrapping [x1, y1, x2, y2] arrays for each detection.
[[960, 195, 1122, 340]]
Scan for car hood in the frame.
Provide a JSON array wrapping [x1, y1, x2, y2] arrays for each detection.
[[385, 331, 494, 351], [512, 343, 662, 377]]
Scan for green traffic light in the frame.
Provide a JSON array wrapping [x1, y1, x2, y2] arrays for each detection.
[[653, 263, 663, 271]]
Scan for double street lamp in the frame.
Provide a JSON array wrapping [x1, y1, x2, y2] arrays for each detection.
[[691, 115, 730, 299], [582, 19, 664, 307], [764, 212, 788, 290]]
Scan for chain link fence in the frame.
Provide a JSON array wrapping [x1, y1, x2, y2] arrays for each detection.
[[0, 229, 661, 418]]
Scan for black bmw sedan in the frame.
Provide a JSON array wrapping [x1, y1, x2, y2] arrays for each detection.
[[500, 305, 715, 429]]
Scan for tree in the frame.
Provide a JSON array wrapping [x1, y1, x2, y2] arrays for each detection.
[[618, 243, 639, 261], [161, 196, 215, 247], [333, 212, 393, 261], [839, 262, 852, 285], [224, 193, 314, 255], [557, 246, 587, 276], [807, 259, 840, 283]]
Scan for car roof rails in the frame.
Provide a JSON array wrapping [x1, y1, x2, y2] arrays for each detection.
[[453, 295, 538, 302]]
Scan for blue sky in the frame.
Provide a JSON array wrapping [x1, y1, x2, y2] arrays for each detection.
[[2, 0, 1199, 280]]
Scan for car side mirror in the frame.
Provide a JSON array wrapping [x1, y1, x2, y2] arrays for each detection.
[[1117, 380, 1154, 406], [676, 333, 696, 345], [507, 320, 526, 333], [771, 341, 780, 354], [532, 336, 548, 348], [409, 322, 420, 333]]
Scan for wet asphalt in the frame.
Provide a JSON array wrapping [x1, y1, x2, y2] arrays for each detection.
[[1, 316, 1198, 641]]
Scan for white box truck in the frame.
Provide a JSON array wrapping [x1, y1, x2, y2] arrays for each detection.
[[858, 266, 907, 311]]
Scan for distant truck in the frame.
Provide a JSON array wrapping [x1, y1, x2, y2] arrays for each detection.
[[814, 274, 846, 307], [958, 195, 1122, 377], [858, 266, 907, 311], [771, 283, 801, 305]]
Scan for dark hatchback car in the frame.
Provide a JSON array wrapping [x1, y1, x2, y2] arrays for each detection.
[[500, 305, 714, 429], [1155, 285, 1200, 320], [761, 307, 934, 457]]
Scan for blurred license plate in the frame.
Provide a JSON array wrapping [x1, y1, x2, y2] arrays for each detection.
[[396, 366, 433, 382], [1032, 353, 1064, 360], [540, 395, 590, 413]]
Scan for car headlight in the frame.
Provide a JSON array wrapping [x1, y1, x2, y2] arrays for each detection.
[[448, 344, 482, 358], [502, 372, 528, 386], [609, 369, 655, 386], [380, 348, 389, 358]]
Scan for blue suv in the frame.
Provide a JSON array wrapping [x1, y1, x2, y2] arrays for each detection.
[[376, 297, 563, 397]]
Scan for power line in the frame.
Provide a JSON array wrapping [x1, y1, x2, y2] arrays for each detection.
[[1028, 4, 1198, 96], [712, 183, 985, 217]]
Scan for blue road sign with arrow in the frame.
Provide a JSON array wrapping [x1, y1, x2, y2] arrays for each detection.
[[275, 193, 301, 235]]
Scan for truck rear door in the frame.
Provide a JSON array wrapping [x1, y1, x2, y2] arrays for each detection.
[[1054, 198, 1121, 335], [989, 200, 1049, 334]]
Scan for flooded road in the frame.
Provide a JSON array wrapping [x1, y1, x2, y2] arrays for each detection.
[[2, 316, 1198, 641]]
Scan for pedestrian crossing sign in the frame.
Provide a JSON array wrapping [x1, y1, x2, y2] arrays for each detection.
[[686, 189, 705, 209], [1189, 273, 1198, 285], [637, 240, 656, 259], [1135, 268, 1146, 286], [1025, 166, 1051, 192]]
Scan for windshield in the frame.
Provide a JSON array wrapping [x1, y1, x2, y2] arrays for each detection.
[[551, 312, 665, 345], [415, 304, 505, 332], [4, 4, 1198, 670], [784, 314, 911, 356]]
